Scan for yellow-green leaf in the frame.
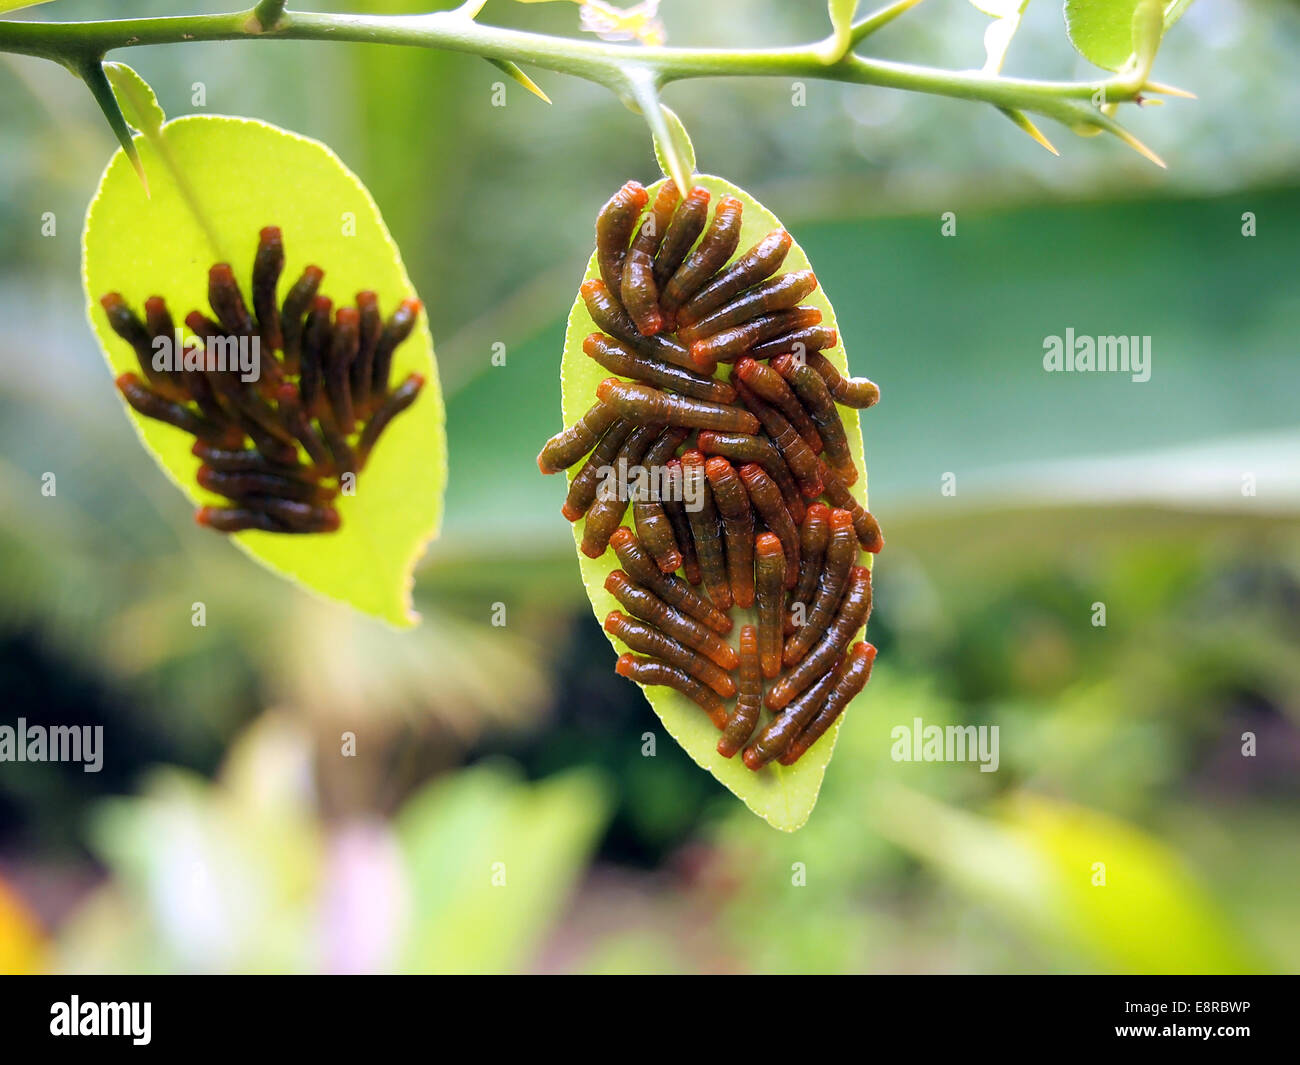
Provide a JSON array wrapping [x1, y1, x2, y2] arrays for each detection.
[[650, 104, 696, 194], [82, 115, 447, 627], [104, 62, 165, 136], [558, 175, 875, 831], [819, 0, 859, 62], [1064, 0, 1176, 72]]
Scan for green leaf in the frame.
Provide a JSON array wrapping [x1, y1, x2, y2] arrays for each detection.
[[874, 785, 1263, 972], [820, 0, 859, 62], [1130, 0, 1165, 81], [395, 762, 610, 973], [972, 0, 1031, 73], [103, 62, 166, 136], [82, 115, 447, 627], [559, 175, 874, 832], [650, 104, 696, 193], [1064, 0, 1175, 72]]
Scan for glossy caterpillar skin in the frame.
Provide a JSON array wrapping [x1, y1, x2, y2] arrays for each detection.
[[102, 294, 186, 401], [581, 279, 696, 371], [583, 333, 736, 404], [779, 642, 877, 766], [620, 181, 679, 336], [743, 663, 841, 770], [540, 179, 891, 769], [717, 624, 761, 759], [746, 324, 838, 362], [704, 457, 756, 609], [279, 264, 323, 375], [349, 290, 381, 416], [818, 460, 885, 554], [806, 350, 880, 409], [739, 463, 801, 589], [661, 197, 745, 322], [772, 354, 856, 487], [196, 465, 336, 506], [661, 459, 702, 584], [676, 229, 793, 329], [784, 508, 857, 668], [690, 306, 823, 376], [196, 503, 339, 535], [681, 449, 732, 612], [562, 417, 634, 521], [604, 570, 739, 670], [596, 181, 649, 300], [634, 491, 680, 572], [609, 526, 732, 635], [677, 270, 817, 346], [734, 356, 822, 454], [596, 378, 759, 435], [192, 441, 314, 478], [356, 373, 424, 468], [697, 430, 805, 525], [652, 186, 711, 289], [102, 227, 425, 536], [767, 565, 872, 712], [632, 427, 691, 573], [116, 373, 239, 446], [732, 379, 825, 501], [605, 611, 737, 698], [252, 225, 285, 355], [325, 306, 359, 434], [581, 422, 664, 559], [790, 503, 831, 626], [537, 400, 619, 475], [616, 653, 728, 729], [754, 532, 787, 679]]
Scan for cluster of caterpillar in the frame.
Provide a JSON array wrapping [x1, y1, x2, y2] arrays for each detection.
[[102, 226, 424, 534], [539, 179, 883, 768]]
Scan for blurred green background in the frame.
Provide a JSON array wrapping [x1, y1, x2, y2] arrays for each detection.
[[0, 0, 1296, 974]]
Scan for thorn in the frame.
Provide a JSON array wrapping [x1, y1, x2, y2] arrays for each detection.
[[486, 58, 551, 104], [79, 60, 150, 196], [997, 107, 1059, 156], [1108, 123, 1167, 168], [1143, 80, 1197, 99]]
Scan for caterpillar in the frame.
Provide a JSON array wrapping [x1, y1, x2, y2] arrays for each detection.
[[101, 226, 425, 535], [537, 180, 889, 769]]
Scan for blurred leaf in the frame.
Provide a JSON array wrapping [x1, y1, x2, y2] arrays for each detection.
[[516, 0, 666, 45], [971, 0, 1030, 73], [395, 762, 610, 973], [82, 115, 447, 627], [876, 785, 1265, 973], [560, 175, 872, 832], [64, 715, 325, 973], [1064, 0, 1176, 72]]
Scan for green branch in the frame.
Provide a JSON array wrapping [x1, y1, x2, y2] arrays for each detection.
[[0, 4, 1188, 165]]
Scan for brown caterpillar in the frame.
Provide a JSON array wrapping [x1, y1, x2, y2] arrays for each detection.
[[539, 180, 888, 769], [103, 226, 424, 535]]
